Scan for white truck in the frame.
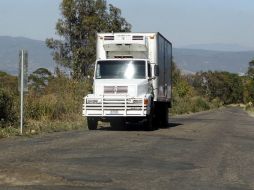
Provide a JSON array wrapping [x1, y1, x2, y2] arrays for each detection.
[[83, 32, 172, 130]]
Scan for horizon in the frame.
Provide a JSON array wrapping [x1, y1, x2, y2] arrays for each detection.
[[1, 35, 254, 52], [0, 35, 253, 76]]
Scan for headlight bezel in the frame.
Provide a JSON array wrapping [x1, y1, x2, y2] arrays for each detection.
[[86, 99, 101, 104]]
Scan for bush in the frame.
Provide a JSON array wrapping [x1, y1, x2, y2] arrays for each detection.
[[210, 98, 223, 109], [25, 94, 57, 120], [25, 76, 91, 121], [171, 97, 192, 114], [245, 102, 254, 111], [171, 96, 211, 115], [0, 70, 90, 136], [190, 97, 210, 113], [0, 88, 16, 124]]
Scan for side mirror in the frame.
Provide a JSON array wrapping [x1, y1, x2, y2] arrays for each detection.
[[154, 65, 159, 76]]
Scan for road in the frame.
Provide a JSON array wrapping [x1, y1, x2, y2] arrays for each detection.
[[0, 107, 254, 190]]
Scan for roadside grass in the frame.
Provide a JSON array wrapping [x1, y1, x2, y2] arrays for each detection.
[[25, 115, 86, 135], [171, 95, 222, 116], [0, 116, 86, 139], [0, 75, 90, 139], [0, 125, 19, 138], [226, 103, 254, 118], [245, 103, 254, 117]]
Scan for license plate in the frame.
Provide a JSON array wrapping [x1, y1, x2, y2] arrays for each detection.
[[110, 110, 119, 114]]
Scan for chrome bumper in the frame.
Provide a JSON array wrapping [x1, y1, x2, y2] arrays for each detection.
[[83, 95, 147, 117]]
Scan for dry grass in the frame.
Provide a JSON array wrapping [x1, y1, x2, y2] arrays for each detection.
[[1, 75, 91, 138]]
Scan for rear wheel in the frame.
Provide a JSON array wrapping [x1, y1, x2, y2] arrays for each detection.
[[87, 117, 98, 130], [161, 104, 169, 128], [154, 103, 169, 128]]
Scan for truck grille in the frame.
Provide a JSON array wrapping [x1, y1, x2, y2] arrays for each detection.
[[104, 86, 128, 94], [83, 96, 147, 117]]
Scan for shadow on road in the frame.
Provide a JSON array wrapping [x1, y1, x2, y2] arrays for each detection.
[[97, 122, 183, 131], [167, 122, 183, 128]]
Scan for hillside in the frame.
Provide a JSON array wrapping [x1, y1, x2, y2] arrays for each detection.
[[0, 36, 55, 75], [181, 43, 254, 52], [174, 48, 254, 74], [0, 36, 253, 75]]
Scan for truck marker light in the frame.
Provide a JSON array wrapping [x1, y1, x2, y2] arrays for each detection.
[[144, 98, 149, 106], [87, 99, 99, 104]]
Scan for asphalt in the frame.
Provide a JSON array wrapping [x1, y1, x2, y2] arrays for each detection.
[[0, 107, 254, 190]]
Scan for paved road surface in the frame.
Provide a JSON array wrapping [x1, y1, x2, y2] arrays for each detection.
[[0, 107, 254, 190]]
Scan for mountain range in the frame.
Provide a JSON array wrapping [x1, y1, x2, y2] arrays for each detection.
[[173, 48, 254, 74], [0, 36, 55, 75], [180, 43, 254, 52], [0, 36, 253, 75]]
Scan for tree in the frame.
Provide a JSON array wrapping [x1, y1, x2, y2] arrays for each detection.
[[193, 71, 243, 104], [172, 61, 181, 86], [247, 59, 254, 78], [29, 68, 53, 92], [46, 0, 131, 79], [242, 77, 254, 103]]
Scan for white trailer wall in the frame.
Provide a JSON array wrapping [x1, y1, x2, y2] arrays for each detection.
[[156, 33, 172, 103]]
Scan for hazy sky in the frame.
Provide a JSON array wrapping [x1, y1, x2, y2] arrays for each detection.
[[0, 0, 254, 49]]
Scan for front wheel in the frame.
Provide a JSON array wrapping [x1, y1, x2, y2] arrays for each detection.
[[144, 104, 155, 131], [145, 114, 154, 131], [87, 117, 98, 130]]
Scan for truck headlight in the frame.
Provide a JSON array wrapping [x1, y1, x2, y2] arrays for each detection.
[[133, 99, 143, 104], [87, 99, 100, 104]]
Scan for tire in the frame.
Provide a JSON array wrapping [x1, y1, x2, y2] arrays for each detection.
[[87, 117, 98, 130], [154, 103, 161, 127], [154, 103, 168, 128], [145, 104, 155, 131], [145, 114, 154, 131], [161, 104, 169, 128]]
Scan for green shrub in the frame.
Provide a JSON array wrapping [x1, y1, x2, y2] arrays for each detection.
[[0, 126, 19, 138], [210, 98, 223, 109], [245, 102, 254, 111], [25, 77, 91, 121], [26, 94, 56, 120], [191, 97, 210, 113], [0, 88, 16, 124], [172, 78, 195, 115]]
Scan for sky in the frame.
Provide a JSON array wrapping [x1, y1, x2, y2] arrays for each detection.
[[0, 0, 254, 49]]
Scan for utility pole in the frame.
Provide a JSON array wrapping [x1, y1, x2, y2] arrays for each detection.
[[19, 50, 28, 134]]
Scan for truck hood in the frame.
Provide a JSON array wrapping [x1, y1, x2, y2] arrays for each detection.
[[93, 79, 149, 97]]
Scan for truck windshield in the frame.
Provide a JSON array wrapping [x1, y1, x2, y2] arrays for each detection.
[[96, 60, 146, 79]]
